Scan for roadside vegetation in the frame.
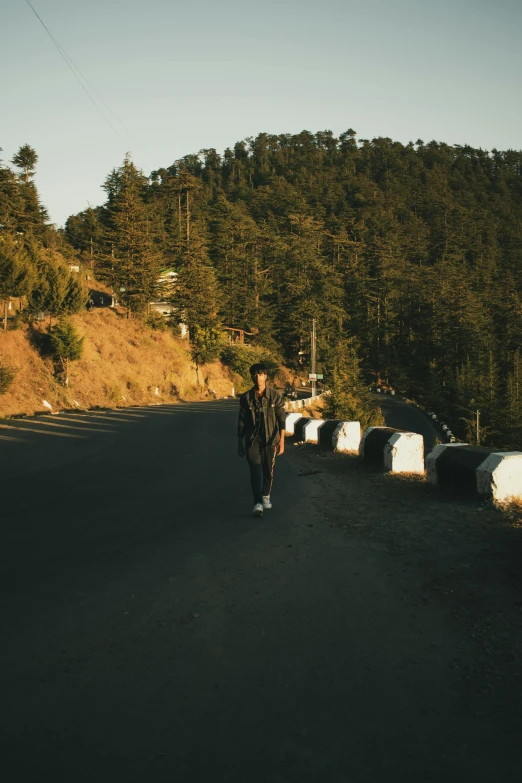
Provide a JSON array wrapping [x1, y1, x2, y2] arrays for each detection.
[[0, 303, 237, 417], [3, 132, 522, 442]]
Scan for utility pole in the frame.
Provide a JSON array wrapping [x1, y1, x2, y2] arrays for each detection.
[[311, 318, 317, 398], [455, 400, 481, 446]]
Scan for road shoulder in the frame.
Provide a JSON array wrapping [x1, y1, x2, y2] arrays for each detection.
[[284, 442, 522, 750]]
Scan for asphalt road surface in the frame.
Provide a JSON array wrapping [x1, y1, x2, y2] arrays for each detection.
[[373, 393, 440, 452], [1, 401, 519, 782]]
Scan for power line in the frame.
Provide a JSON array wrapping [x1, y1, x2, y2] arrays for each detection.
[[22, 0, 131, 142]]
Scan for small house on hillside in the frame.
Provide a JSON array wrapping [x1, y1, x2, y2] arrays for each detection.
[[155, 269, 178, 300], [223, 326, 255, 345]]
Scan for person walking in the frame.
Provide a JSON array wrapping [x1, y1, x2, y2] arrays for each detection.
[[237, 363, 286, 517]]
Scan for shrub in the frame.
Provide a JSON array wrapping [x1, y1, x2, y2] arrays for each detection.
[[105, 384, 122, 403], [190, 326, 223, 385], [323, 377, 384, 430], [49, 318, 84, 386], [220, 343, 280, 384], [8, 311, 24, 331], [145, 312, 167, 331], [0, 365, 16, 395]]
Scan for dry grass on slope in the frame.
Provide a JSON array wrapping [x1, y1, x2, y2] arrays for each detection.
[[0, 307, 234, 417]]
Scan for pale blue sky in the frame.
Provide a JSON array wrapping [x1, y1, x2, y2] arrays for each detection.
[[2, 0, 521, 226]]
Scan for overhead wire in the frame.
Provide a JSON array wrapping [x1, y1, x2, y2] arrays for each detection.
[[22, 0, 131, 143]]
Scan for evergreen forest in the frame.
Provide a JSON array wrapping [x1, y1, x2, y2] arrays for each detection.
[[2, 131, 522, 448], [0, 144, 88, 325]]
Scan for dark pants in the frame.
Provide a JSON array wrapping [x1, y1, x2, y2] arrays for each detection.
[[246, 438, 277, 504]]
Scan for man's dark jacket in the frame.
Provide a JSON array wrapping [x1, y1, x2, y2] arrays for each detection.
[[237, 386, 286, 446]]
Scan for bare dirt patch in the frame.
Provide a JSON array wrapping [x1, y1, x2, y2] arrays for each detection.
[[285, 442, 522, 719], [0, 308, 234, 417]]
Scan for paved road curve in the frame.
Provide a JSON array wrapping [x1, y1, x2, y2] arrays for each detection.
[[375, 393, 441, 452], [0, 401, 518, 782]]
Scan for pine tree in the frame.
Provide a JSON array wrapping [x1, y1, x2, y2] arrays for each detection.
[[0, 160, 25, 233], [61, 130, 522, 448], [11, 144, 38, 184], [7, 145, 48, 233], [174, 225, 219, 334], [322, 336, 384, 428], [100, 155, 162, 316], [49, 318, 84, 386], [27, 257, 87, 326], [0, 235, 34, 330], [0, 235, 34, 298], [189, 324, 222, 386]]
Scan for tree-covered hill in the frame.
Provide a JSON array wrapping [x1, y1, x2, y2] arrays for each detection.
[[3, 132, 522, 447], [1, 144, 88, 326], [64, 130, 522, 448]]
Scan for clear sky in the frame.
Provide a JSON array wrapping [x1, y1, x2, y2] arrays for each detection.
[[2, 0, 521, 227]]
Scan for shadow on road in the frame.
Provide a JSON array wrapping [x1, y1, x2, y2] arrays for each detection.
[[0, 400, 237, 480]]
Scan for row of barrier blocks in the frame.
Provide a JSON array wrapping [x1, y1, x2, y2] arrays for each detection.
[[285, 414, 522, 503], [285, 393, 326, 412]]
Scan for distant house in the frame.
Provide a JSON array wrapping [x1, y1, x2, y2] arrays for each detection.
[[149, 301, 177, 317], [223, 326, 255, 345], [149, 268, 178, 316], [149, 272, 188, 337], [155, 268, 178, 300]]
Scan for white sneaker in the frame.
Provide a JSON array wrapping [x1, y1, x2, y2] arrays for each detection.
[[253, 502, 263, 516], [262, 495, 272, 509]]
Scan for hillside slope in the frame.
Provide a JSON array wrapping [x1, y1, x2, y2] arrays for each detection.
[[0, 307, 235, 417]]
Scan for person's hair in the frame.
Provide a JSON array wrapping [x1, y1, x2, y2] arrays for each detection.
[[250, 362, 268, 376]]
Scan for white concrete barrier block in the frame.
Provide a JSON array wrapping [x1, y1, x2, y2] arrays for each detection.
[[303, 418, 326, 443], [425, 443, 468, 483], [383, 432, 425, 474], [285, 412, 303, 435], [333, 421, 361, 453], [476, 452, 522, 502]]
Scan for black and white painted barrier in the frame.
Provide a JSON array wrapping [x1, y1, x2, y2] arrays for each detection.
[[285, 392, 326, 412], [303, 418, 326, 443], [426, 444, 522, 502], [285, 397, 309, 412], [284, 412, 303, 435], [286, 413, 522, 499], [332, 421, 362, 452], [427, 412, 457, 442], [317, 420, 358, 451], [284, 414, 360, 453], [292, 416, 309, 442], [359, 427, 425, 474]]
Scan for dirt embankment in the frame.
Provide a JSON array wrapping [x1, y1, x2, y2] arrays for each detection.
[[0, 306, 235, 418]]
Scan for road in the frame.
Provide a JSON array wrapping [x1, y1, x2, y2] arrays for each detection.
[[1, 401, 520, 782], [374, 393, 441, 452]]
